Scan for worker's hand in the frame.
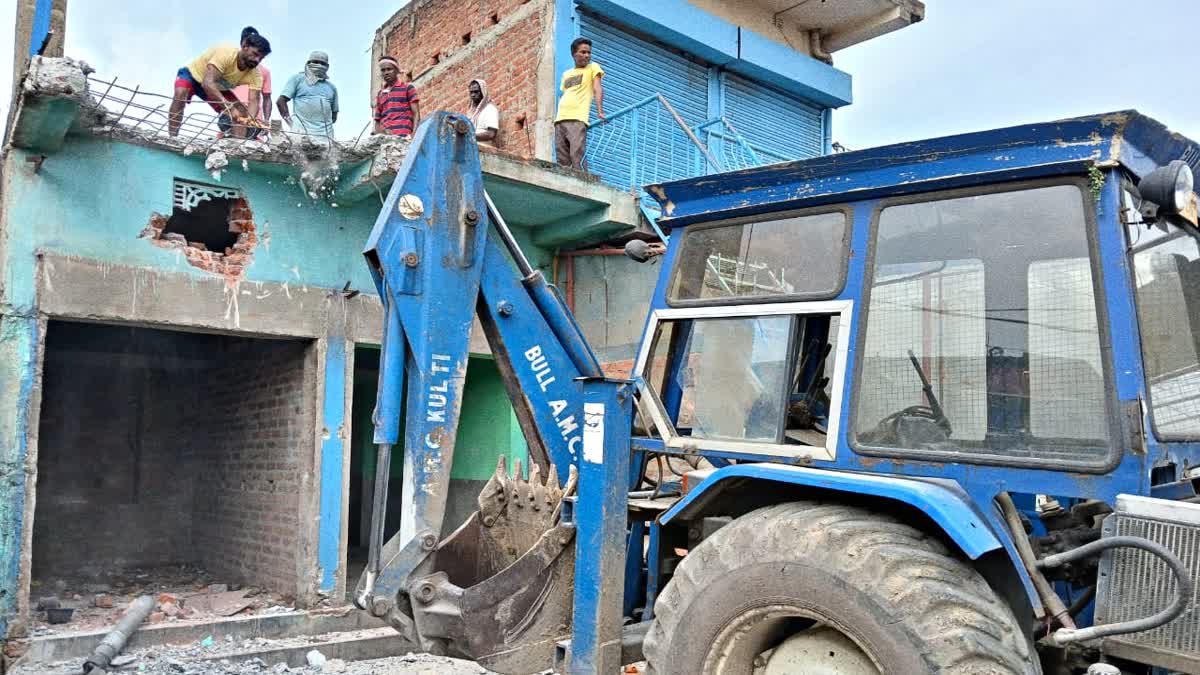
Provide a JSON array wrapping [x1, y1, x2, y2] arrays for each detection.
[[596, 110, 606, 121], [229, 102, 251, 122]]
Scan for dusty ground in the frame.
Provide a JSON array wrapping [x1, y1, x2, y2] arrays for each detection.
[[14, 650, 492, 674], [29, 564, 297, 636]]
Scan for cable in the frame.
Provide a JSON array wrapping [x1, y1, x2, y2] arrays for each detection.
[[1039, 536, 1193, 645]]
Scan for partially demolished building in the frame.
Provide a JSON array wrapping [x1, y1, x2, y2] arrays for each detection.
[[0, 55, 638, 654]]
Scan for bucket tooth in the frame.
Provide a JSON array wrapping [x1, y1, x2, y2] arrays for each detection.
[[546, 464, 559, 490], [529, 462, 542, 486]]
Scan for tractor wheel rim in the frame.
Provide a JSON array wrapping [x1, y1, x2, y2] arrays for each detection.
[[703, 603, 882, 675]]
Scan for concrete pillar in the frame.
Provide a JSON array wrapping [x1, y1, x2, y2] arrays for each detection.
[[315, 337, 352, 600], [0, 313, 42, 641]]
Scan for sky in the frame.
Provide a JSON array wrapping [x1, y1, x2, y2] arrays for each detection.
[[0, 1, 1197, 147], [833, 0, 1200, 150]]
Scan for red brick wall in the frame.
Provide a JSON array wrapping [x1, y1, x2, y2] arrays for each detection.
[[193, 339, 314, 598], [380, 0, 549, 158]]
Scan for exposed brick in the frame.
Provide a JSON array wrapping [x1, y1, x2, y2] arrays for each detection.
[[380, 0, 550, 159], [142, 195, 257, 280], [192, 340, 311, 594]]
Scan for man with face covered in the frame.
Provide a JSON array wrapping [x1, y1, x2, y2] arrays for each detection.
[[466, 78, 500, 147], [276, 51, 339, 140]]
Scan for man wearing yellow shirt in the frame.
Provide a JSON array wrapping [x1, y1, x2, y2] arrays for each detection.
[[169, 26, 272, 139], [554, 37, 605, 170]]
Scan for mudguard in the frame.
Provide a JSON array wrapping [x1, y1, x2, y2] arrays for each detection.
[[660, 463, 1041, 612]]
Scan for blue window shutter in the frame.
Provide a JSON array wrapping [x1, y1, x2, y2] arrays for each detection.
[[578, 12, 710, 188], [722, 72, 825, 163]]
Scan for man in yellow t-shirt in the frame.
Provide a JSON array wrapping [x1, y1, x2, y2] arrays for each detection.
[[554, 37, 605, 170], [169, 26, 272, 139]]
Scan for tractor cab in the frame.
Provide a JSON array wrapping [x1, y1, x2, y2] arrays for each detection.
[[636, 111, 1200, 498]]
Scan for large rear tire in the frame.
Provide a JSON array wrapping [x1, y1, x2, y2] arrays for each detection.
[[643, 501, 1039, 675]]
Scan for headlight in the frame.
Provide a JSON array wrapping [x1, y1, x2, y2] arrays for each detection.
[[1138, 159, 1194, 214]]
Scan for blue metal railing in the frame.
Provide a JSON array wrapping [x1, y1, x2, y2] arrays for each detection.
[[694, 118, 791, 172], [584, 94, 721, 198], [584, 97, 796, 240]]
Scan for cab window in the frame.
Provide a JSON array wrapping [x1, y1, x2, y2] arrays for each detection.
[[641, 306, 847, 457], [1130, 218, 1200, 439], [668, 211, 849, 304]]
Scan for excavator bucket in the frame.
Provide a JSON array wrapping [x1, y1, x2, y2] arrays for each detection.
[[406, 457, 579, 674]]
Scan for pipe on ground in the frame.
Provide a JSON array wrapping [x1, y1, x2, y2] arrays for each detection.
[[82, 595, 155, 674]]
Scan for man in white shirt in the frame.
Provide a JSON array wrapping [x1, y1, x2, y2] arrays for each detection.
[[467, 79, 500, 147]]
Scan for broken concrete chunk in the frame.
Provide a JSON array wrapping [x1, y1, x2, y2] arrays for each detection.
[[24, 56, 90, 98], [35, 596, 60, 610], [93, 594, 114, 608], [110, 654, 137, 667], [205, 151, 229, 172], [306, 650, 327, 668], [322, 658, 347, 673]]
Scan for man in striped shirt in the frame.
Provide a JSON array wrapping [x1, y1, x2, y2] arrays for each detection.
[[374, 57, 421, 137]]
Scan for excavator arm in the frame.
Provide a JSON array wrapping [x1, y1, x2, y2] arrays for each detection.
[[354, 112, 632, 674]]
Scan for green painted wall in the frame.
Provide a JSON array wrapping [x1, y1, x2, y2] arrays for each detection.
[[352, 351, 527, 482], [454, 355, 528, 480]]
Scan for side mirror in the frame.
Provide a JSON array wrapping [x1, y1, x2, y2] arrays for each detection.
[[624, 239, 655, 263]]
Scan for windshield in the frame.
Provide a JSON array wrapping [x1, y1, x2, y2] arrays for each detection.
[[853, 183, 1113, 467], [1130, 220, 1200, 439]]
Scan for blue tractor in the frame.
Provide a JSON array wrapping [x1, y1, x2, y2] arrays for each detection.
[[354, 110, 1200, 675]]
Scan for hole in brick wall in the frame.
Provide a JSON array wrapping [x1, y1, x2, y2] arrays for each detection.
[[431, 52, 441, 65], [515, 114, 527, 130], [32, 321, 314, 627], [141, 179, 257, 280], [405, 71, 414, 82], [462, 32, 472, 45], [489, 12, 500, 25], [164, 197, 238, 252]]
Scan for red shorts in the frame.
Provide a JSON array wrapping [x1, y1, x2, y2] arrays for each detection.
[[175, 67, 239, 114]]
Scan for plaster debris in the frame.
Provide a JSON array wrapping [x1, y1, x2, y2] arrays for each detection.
[[206, 151, 230, 173], [366, 136, 412, 180]]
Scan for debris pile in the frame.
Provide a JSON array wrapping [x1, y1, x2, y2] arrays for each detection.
[[28, 566, 296, 635]]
